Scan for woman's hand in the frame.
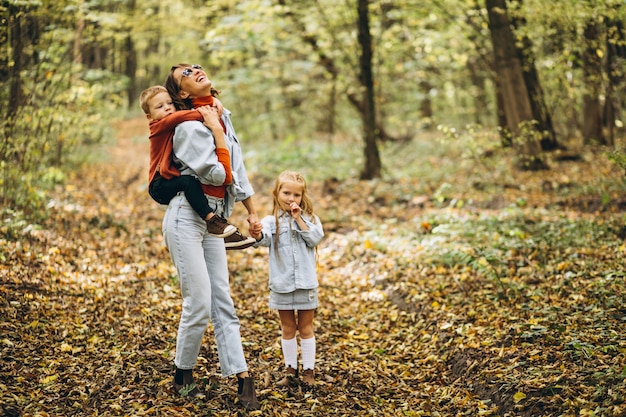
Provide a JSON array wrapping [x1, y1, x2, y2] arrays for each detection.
[[197, 106, 222, 132]]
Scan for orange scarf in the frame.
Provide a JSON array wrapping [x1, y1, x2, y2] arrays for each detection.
[[191, 96, 226, 133]]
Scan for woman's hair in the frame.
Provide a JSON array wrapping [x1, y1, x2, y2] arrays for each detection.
[[139, 85, 168, 114], [164, 63, 219, 111]]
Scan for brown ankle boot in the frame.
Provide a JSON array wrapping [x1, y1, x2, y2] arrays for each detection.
[[276, 366, 298, 387], [237, 376, 260, 410], [301, 369, 315, 385], [173, 368, 205, 399]]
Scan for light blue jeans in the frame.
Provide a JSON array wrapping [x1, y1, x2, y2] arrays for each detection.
[[163, 193, 248, 377]]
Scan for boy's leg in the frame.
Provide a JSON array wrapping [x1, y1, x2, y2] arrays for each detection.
[[172, 176, 237, 238], [149, 176, 178, 205], [176, 176, 213, 219]]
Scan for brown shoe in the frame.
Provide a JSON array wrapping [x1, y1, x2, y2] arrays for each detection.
[[205, 215, 237, 238], [237, 376, 260, 410], [173, 381, 206, 399], [301, 369, 315, 386], [173, 367, 206, 399], [276, 366, 298, 387], [224, 230, 256, 250]]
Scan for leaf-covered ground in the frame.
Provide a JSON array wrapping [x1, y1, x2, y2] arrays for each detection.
[[2, 118, 626, 416]]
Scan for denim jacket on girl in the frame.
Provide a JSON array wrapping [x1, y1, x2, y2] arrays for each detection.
[[255, 211, 324, 293]]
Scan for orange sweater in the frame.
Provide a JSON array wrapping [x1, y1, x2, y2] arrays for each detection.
[[147, 110, 232, 198], [148, 110, 202, 183]]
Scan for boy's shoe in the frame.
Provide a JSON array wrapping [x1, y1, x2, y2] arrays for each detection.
[[205, 215, 237, 238], [224, 230, 256, 250], [301, 369, 315, 386], [276, 366, 298, 387]]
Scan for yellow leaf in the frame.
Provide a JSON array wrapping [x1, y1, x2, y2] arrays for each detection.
[[513, 391, 526, 403], [596, 49, 604, 58], [388, 309, 398, 322], [364, 239, 373, 249], [41, 374, 59, 384]]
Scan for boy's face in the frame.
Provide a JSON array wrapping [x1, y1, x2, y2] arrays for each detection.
[[147, 92, 175, 121]]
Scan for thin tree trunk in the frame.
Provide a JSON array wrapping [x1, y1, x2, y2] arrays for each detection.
[[604, 17, 626, 146], [357, 0, 381, 179], [582, 21, 605, 145]]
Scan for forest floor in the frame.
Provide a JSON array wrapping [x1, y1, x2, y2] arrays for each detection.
[[1, 117, 626, 417]]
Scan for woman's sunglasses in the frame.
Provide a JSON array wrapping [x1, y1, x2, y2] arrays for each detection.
[[179, 64, 203, 89]]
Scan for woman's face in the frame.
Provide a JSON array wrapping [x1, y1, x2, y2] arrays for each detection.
[[174, 64, 213, 98]]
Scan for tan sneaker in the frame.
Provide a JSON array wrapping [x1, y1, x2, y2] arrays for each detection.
[[205, 215, 237, 238], [224, 230, 256, 250], [276, 366, 298, 387], [301, 369, 315, 385]]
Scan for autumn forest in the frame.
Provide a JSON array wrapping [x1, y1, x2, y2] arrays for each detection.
[[2, 0, 626, 416]]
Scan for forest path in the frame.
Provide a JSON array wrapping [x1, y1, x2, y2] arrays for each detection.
[[1, 117, 625, 416]]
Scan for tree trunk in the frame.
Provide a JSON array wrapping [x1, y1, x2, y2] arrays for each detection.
[[7, 2, 25, 119], [467, 58, 487, 126], [509, 1, 559, 151], [125, 35, 137, 109], [518, 36, 559, 150], [357, 0, 381, 179], [277, 0, 396, 148], [419, 81, 434, 127], [604, 17, 626, 146], [73, 14, 84, 64], [582, 21, 605, 145], [486, 0, 547, 170]]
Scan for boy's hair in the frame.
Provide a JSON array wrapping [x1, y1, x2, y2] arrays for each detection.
[[139, 85, 169, 114]]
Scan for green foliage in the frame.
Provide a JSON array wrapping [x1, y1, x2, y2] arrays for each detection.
[[608, 147, 626, 175], [1, 0, 123, 217]]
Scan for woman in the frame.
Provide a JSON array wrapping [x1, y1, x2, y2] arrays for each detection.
[[161, 63, 261, 410]]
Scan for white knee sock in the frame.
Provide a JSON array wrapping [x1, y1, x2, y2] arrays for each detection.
[[281, 337, 298, 369], [300, 336, 316, 370]]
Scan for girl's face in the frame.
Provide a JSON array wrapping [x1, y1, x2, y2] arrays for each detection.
[[174, 64, 213, 98], [147, 92, 175, 120], [277, 181, 303, 211]]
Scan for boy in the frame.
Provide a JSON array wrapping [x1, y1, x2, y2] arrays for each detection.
[[141, 85, 253, 248]]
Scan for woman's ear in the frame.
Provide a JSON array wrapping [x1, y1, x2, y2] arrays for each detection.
[[179, 90, 190, 99]]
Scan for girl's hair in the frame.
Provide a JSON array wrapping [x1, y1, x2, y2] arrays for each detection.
[[139, 85, 168, 114], [271, 170, 316, 248], [271, 170, 315, 218], [164, 63, 219, 111]]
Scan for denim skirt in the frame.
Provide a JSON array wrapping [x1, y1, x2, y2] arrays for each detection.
[[269, 288, 319, 310]]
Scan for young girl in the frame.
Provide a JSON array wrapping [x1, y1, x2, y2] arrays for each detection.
[[250, 171, 324, 387]]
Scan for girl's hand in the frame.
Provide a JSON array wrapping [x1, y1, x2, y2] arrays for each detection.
[[289, 202, 301, 219], [248, 220, 262, 240]]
